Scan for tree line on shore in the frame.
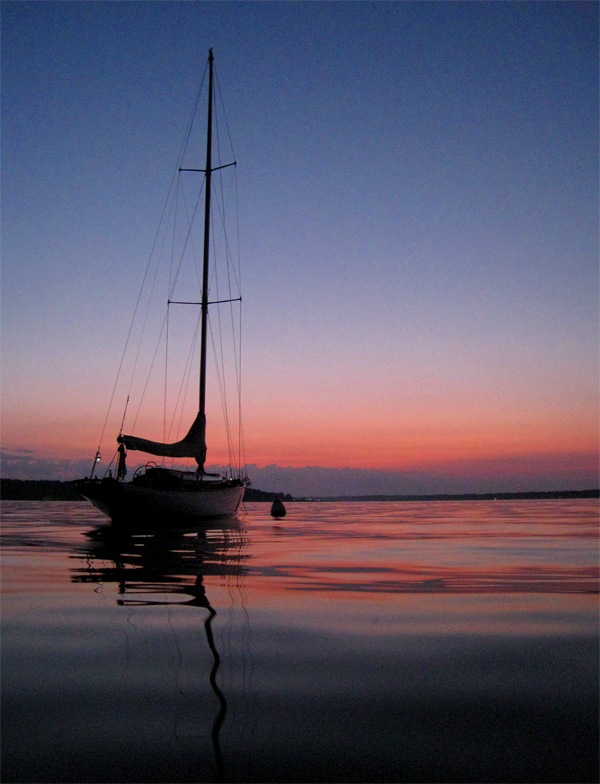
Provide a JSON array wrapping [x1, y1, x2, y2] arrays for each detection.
[[0, 478, 597, 502]]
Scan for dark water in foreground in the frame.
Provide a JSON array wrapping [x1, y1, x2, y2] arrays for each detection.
[[1, 499, 598, 783]]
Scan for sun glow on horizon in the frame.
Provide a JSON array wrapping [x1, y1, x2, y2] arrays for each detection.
[[2, 394, 598, 475]]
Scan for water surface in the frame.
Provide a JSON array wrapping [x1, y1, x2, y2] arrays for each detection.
[[2, 499, 598, 782]]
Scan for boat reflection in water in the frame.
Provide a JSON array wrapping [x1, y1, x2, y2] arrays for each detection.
[[71, 517, 248, 783]]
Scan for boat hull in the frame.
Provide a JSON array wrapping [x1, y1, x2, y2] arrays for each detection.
[[73, 477, 245, 524]]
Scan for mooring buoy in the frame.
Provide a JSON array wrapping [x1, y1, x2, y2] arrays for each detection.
[[271, 498, 286, 518]]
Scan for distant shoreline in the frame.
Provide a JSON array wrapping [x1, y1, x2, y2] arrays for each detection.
[[0, 479, 597, 502], [307, 489, 599, 501]]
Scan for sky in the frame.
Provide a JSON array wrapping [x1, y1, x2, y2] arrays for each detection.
[[2, 1, 598, 495]]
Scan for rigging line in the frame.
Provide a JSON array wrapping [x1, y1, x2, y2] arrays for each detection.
[[101, 447, 120, 479], [208, 168, 242, 428], [129, 312, 168, 433], [168, 61, 209, 285], [237, 300, 246, 476], [232, 170, 243, 361], [208, 163, 244, 475], [210, 204, 240, 470], [234, 167, 243, 304], [220, 192, 237, 299], [207, 204, 238, 471], [212, 166, 241, 295], [176, 175, 203, 296], [214, 83, 223, 191], [231, 170, 245, 474], [164, 303, 169, 443], [165, 179, 208, 447], [125, 210, 169, 402], [207, 170, 226, 276], [168, 172, 180, 296], [121, 72, 208, 416], [94, 194, 171, 452], [220, 168, 244, 475], [208, 220, 225, 409], [211, 175, 241, 316], [169, 176, 206, 300], [221, 269, 242, 472], [213, 72, 236, 230], [210, 104, 237, 282], [231, 172, 242, 391], [168, 309, 201, 443], [123, 162, 181, 413], [234, 167, 242, 302], [214, 65, 237, 162], [208, 314, 235, 468], [213, 107, 240, 295], [169, 60, 210, 299], [92, 64, 208, 454], [118, 396, 130, 436], [131, 66, 208, 438], [221, 202, 241, 303], [179, 63, 209, 168], [173, 322, 200, 457], [222, 200, 241, 382]]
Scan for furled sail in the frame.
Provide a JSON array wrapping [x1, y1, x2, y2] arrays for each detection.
[[118, 412, 207, 467]]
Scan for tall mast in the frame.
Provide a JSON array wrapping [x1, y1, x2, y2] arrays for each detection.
[[199, 49, 213, 420]]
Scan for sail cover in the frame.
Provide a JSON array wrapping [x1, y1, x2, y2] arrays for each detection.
[[118, 412, 206, 467]]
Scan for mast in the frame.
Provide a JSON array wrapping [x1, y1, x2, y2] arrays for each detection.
[[199, 49, 214, 424]]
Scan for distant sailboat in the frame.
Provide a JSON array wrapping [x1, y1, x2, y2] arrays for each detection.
[[74, 50, 247, 522]]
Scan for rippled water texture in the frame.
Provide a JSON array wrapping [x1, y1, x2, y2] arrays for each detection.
[[2, 499, 598, 782]]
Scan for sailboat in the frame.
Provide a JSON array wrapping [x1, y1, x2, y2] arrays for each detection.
[[74, 50, 247, 522]]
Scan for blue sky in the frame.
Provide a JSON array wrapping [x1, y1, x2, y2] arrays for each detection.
[[2, 1, 598, 494]]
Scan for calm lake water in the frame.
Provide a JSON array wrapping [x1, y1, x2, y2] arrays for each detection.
[[2, 499, 598, 783]]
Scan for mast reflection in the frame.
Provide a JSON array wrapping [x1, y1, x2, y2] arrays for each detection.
[[71, 519, 248, 782]]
